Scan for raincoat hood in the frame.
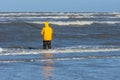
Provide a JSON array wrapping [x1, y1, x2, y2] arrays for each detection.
[[44, 22, 50, 27]]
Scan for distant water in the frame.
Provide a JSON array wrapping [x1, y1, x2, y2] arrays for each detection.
[[0, 12, 120, 80]]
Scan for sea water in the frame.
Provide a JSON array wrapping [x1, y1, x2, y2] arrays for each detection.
[[0, 12, 120, 80]]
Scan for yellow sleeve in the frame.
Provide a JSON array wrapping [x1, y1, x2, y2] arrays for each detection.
[[41, 28, 44, 35]]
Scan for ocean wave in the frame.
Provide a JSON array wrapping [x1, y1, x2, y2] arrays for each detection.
[[30, 21, 120, 25], [0, 21, 120, 26], [0, 45, 120, 56], [115, 15, 120, 18], [0, 12, 120, 19], [0, 15, 120, 19], [0, 55, 120, 63], [0, 12, 69, 16], [0, 19, 120, 26]]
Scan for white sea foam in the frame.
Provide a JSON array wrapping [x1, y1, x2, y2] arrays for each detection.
[[0, 20, 120, 26], [0, 12, 120, 19], [115, 14, 120, 18], [29, 21, 93, 25], [0, 48, 3, 53], [0, 16, 69, 19], [0, 46, 120, 56], [0, 12, 120, 26], [0, 15, 119, 19], [30, 21, 120, 26], [1, 55, 119, 63]]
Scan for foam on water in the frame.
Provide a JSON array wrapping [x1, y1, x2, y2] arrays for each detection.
[[0, 48, 3, 53], [1, 12, 120, 26], [1, 21, 120, 26], [1, 55, 120, 63], [0, 45, 120, 56], [28, 21, 120, 26]]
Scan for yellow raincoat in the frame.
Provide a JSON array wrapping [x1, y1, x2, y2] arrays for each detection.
[[41, 22, 53, 41]]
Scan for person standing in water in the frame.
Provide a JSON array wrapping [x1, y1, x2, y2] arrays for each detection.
[[41, 22, 53, 49]]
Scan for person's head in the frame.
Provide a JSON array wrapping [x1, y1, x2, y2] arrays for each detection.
[[44, 22, 49, 27]]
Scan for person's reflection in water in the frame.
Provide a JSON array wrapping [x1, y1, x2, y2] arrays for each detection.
[[42, 53, 53, 80]]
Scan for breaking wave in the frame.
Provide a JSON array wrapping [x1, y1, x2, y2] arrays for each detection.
[[1, 21, 120, 26], [1, 12, 120, 26], [0, 45, 120, 56], [0, 45, 120, 63], [31, 21, 120, 25], [1, 55, 120, 63], [0, 12, 120, 18]]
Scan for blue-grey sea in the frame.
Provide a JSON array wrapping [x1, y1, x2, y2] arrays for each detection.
[[0, 12, 120, 80]]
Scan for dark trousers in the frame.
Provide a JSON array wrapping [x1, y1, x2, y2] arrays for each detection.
[[43, 41, 51, 49]]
